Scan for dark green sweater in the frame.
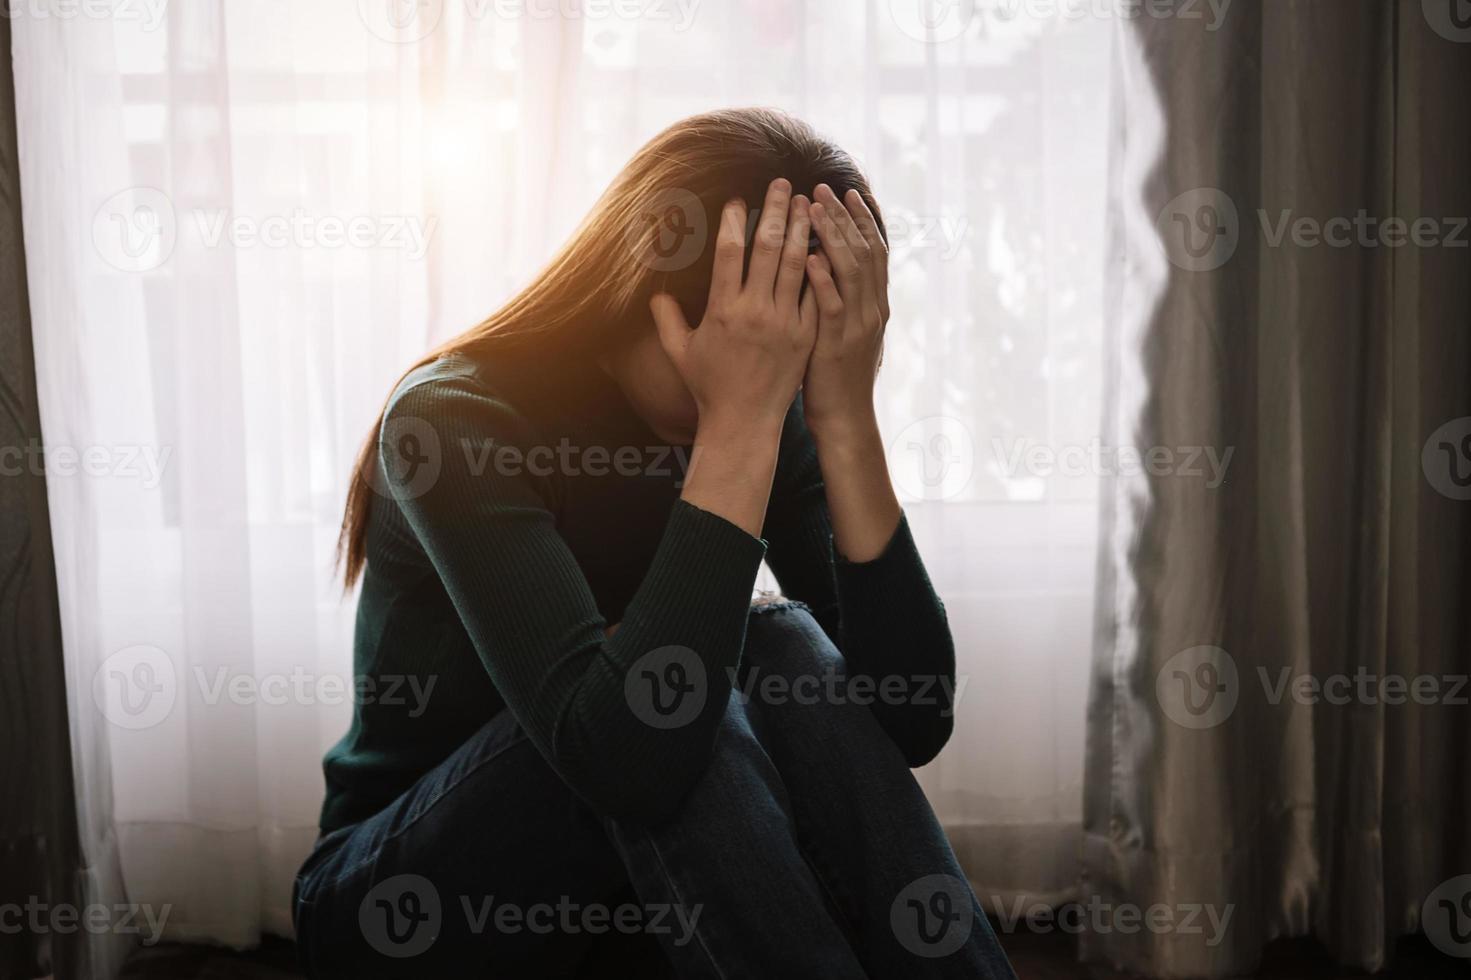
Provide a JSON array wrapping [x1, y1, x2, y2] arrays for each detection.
[[320, 351, 956, 831]]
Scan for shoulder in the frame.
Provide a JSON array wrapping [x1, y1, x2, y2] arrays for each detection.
[[383, 353, 536, 439], [377, 353, 557, 505]]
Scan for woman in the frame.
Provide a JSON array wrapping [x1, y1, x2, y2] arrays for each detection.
[[293, 108, 1016, 979]]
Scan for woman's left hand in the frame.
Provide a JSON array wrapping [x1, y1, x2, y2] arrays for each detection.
[[800, 183, 890, 436]]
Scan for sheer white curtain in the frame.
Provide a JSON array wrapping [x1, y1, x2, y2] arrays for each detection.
[[14, 0, 1110, 964]]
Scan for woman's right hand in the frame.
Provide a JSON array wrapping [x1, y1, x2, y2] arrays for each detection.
[[650, 177, 817, 431]]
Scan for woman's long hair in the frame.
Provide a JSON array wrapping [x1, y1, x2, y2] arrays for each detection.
[[338, 107, 884, 586]]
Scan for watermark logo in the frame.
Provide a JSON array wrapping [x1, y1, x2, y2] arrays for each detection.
[[730, 666, 965, 716], [375, 415, 443, 501], [889, 0, 975, 43], [1423, 0, 1471, 42], [885, 211, 970, 261], [1257, 667, 1467, 708], [990, 437, 1233, 487], [461, 896, 701, 943], [1, 0, 168, 31], [93, 187, 177, 273], [891, 874, 975, 957], [892, 0, 1232, 42], [459, 437, 695, 483], [888, 415, 976, 501], [360, 874, 442, 958], [94, 655, 440, 730], [357, 0, 444, 42], [992, 895, 1234, 945], [1159, 189, 1470, 271], [0, 899, 171, 945], [1156, 188, 1239, 272], [1158, 650, 1465, 729], [93, 189, 437, 271], [626, 187, 708, 273], [1422, 416, 1471, 500], [0, 440, 172, 488], [1422, 875, 1471, 957], [1156, 645, 1239, 730], [92, 644, 177, 731], [625, 645, 706, 729]]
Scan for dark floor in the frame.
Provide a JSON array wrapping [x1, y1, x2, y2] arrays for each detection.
[[119, 927, 1467, 979]]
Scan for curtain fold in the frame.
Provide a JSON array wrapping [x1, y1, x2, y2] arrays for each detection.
[[1086, 1, 1471, 975], [0, 11, 85, 979]]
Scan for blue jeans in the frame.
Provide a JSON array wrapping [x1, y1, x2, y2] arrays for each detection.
[[292, 603, 1016, 978]]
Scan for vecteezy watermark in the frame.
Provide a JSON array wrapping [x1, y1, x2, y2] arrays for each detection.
[[1156, 646, 1240, 730], [459, 438, 698, 484], [624, 647, 966, 731], [0, 898, 171, 946], [731, 666, 967, 718], [887, 415, 976, 502], [624, 187, 709, 273], [1256, 667, 1469, 709], [1154, 188, 1240, 272], [358, 875, 702, 959], [891, 874, 976, 957], [1422, 874, 1471, 958], [1422, 416, 1471, 500], [360, 875, 442, 959], [1422, 0, 1471, 43], [991, 438, 1233, 487], [92, 645, 439, 730], [888, 0, 1231, 44], [991, 895, 1235, 946], [1157, 189, 1471, 272], [0, 0, 168, 31], [625, 646, 707, 729], [356, 0, 701, 44], [883, 210, 970, 261], [370, 419, 704, 502], [0, 439, 172, 489], [1157, 646, 1470, 730], [92, 187, 438, 273]]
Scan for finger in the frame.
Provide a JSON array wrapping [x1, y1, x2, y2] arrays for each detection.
[[799, 280, 819, 340], [709, 199, 748, 307], [814, 184, 875, 306], [805, 251, 844, 324], [810, 199, 864, 305], [650, 293, 693, 365], [843, 188, 889, 313], [746, 177, 792, 293], [775, 195, 811, 315]]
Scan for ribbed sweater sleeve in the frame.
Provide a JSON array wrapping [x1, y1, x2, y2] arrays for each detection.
[[764, 399, 957, 766], [382, 375, 767, 824]]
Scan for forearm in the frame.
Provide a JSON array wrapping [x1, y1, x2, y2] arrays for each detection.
[[830, 515, 956, 765], [680, 410, 785, 539], [808, 409, 902, 563], [809, 412, 956, 765]]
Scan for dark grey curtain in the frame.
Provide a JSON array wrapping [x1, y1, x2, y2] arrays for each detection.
[[0, 13, 83, 980], [1085, 1, 1471, 976]]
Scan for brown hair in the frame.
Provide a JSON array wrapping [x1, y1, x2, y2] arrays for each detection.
[[338, 107, 884, 586]]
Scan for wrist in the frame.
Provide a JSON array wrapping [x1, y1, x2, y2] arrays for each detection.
[[805, 405, 882, 449], [696, 407, 786, 447]]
